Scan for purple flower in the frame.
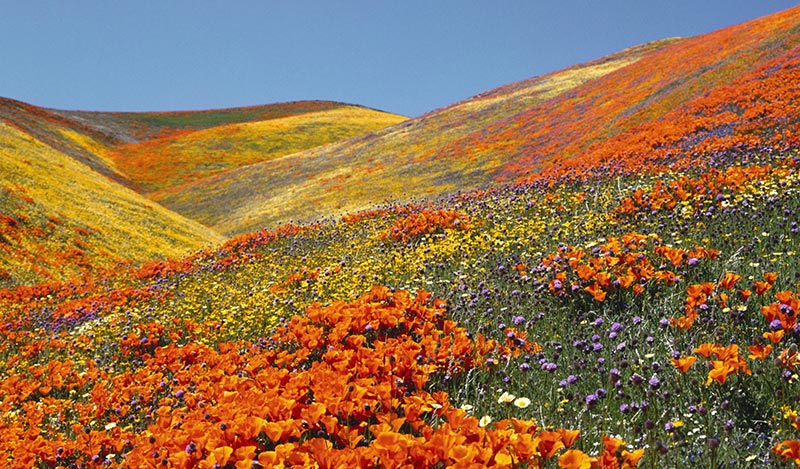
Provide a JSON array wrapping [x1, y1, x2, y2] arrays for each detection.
[[632, 316, 642, 325], [659, 318, 670, 328], [620, 403, 630, 413], [770, 319, 784, 331], [648, 375, 661, 389], [611, 322, 623, 333], [724, 419, 735, 432], [512, 315, 525, 325], [567, 374, 578, 384], [609, 368, 621, 382], [585, 393, 598, 407], [687, 257, 699, 266]]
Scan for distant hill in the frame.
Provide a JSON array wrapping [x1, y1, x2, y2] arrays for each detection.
[[151, 6, 800, 235], [0, 100, 404, 285]]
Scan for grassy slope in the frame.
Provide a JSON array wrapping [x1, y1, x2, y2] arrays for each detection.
[[0, 98, 131, 186], [153, 7, 800, 237], [53, 100, 362, 142], [150, 40, 672, 235], [113, 106, 407, 193], [0, 122, 224, 287]]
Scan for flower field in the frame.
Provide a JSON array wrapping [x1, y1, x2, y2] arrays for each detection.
[[2, 134, 800, 467], [2, 6, 800, 469]]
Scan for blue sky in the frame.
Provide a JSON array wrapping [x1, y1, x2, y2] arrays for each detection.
[[0, 1, 796, 117]]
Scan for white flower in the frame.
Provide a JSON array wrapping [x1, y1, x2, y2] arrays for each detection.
[[479, 415, 492, 427], [513, 397, 531, 409], [498, 391, 516, 404], [460, 404, 474, 413]]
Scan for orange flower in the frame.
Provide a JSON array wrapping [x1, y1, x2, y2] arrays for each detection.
[[763, 330, 785, 344], [754, 281, 772, 296], [764, 272, 778, 284], [706, 360, 734, 386], [558, 449, 592, 469], [621, 448, 645, 467], [693, 342, 717, 358], [535, 431, 566, 459], [671, 355, 697, 373], [748, 344, 773, 360], [584, 282, 607, 302], [773, 439, 800, 465], [558, 428, 581, 448], [718, 272, 742, 290]]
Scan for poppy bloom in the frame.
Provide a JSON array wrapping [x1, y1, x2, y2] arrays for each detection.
[[558, 449, 592, 469], [671, 355, 697, 373]]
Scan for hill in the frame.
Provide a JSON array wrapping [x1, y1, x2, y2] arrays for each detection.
[[0, 100, 405, 286], [108, 105, 407, 193], [152, 6, 800, 236], [2, 6, 800, 468], [0, 121, 224, 287]]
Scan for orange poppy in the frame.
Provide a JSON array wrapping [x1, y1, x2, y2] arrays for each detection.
[[584, 283, 607, 302], [558, 449, 592, 469], [559, 428, 581, 448], [671, 356, 697, 373], [719, 272, 742, 290], [748, 344, 773, 360]]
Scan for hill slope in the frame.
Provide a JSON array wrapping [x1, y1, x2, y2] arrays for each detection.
[[108, 105, 407, 193], [0, 100, 405, 285], [152, 6, 800, 236], [0, 122, 224, 287]]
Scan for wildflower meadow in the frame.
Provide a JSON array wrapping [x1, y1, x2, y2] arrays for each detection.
[[2, 6, 800, 469]]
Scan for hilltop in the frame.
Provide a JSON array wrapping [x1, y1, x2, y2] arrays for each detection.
[[152, 6, 800, 235]]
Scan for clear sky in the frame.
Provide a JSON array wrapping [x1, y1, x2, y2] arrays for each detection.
[[0, 1, 796, 117]]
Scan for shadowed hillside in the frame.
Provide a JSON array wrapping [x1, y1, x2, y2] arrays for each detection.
[[152, 7, 800, 236]]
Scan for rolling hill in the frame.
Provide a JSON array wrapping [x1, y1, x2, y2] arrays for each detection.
[[2, 5, 800, 468], [0, 100, 405, 286], [152, 6, 800, 236], [0, 121, 224, 287]]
